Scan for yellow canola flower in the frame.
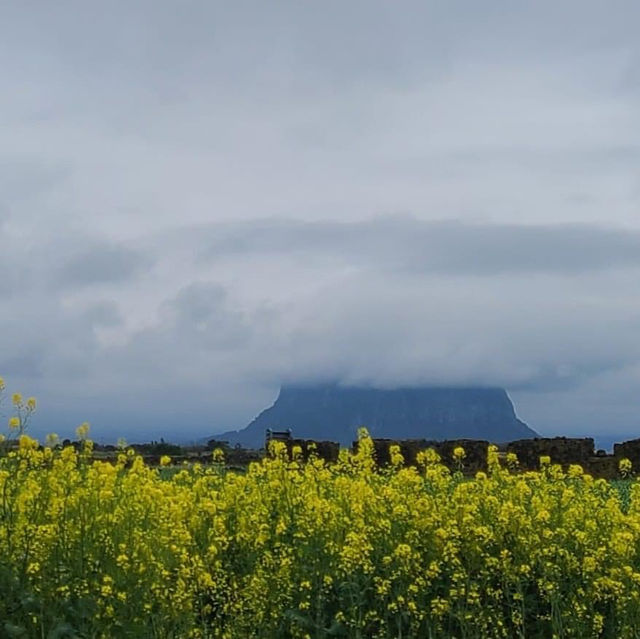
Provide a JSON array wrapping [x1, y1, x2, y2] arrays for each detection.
[[18, 434, 37, 450], [389, 444, 404, 466], [506, 452, 518, 468], [568, 464, 584, 478], [619, 457, 633, 477], [0, 420, 637, 637]]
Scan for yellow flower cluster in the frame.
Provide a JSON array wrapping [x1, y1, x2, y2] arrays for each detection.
[[1, 431, 640, 638], [4, 386, 37, 436]]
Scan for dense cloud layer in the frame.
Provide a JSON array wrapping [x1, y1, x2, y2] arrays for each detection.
[[0, 2, 639, 442], [200, 218, 640, 275]]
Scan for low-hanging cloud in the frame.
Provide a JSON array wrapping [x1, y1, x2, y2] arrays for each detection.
[[200, 217, 640, 275], [1, 216, 638, 443]]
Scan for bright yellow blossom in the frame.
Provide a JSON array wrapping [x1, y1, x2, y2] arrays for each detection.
[[619, 457, 633, 478], [452, 446, 466, 461], [0, 404, 636, 638]]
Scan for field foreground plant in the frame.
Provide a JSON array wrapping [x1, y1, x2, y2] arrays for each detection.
[[1, 423, 640, 638]]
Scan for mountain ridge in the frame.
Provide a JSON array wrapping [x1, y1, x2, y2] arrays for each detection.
[[215, 383, 538, 448]]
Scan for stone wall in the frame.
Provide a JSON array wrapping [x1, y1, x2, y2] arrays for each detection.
[[505, 437, 595, 471], [358, 438, 432, 466], [349, 435, 640, 478], [614, 439, 640, 469], [353, 438, 489, 473], [433, 439, 490, 473], [260, 430, 640, 478], [278, 438, 340, 463], [582, 456, 620, 480]]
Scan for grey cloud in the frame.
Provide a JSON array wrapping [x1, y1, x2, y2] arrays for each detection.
[[0, 293, 104, 392], [81, 302, 123, 328], [0, 351, 44, 379], [1, 0, 638, 241], [200, 217, 640, 276], [90, 282, 254, 389], [0, 157, 69, 204], [0, 1, 640, 443], [55, 242, 151, 287], [5, 219, 640, 443], [159, 282, 250, 350], [397, 145, 640, 178]]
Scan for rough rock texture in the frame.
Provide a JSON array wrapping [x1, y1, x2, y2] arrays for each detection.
[[217, 383, 537, 448], [266, 439, 340, 463], [614, 439, 640, 469], [360, 438, 490, 473], [583, 456, 619, 480], [506, 437, 595, 470]]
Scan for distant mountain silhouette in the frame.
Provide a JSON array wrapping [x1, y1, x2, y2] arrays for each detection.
[[215, 383, 537, 448]]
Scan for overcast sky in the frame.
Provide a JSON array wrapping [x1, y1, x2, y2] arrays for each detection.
[[1, 1, 639, 444]]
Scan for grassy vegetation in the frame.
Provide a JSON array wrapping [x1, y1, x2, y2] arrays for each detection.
[[611, 479, 633, 512]]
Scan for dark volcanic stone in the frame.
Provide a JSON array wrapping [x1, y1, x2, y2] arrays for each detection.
[[359, 438, 491, 473], [216, 383, 537, 448], [614, 439, 640, 470], [506, 437, 595, 470]]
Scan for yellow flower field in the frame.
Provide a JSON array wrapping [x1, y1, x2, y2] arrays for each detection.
[[1, 412, 639, 637]]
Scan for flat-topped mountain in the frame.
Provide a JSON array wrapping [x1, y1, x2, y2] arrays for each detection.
[[215, 384, 537, 448]]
